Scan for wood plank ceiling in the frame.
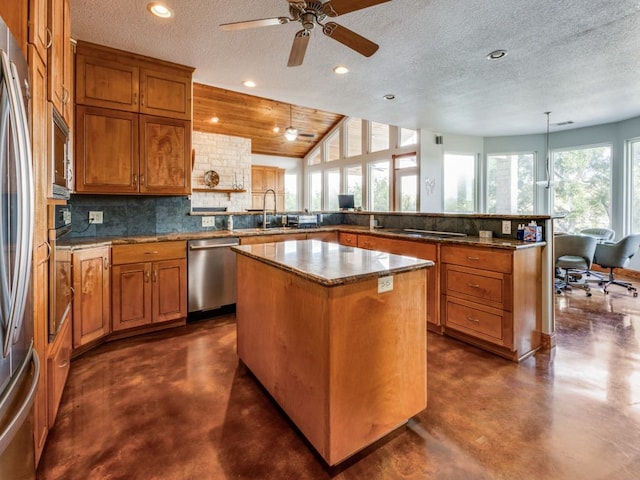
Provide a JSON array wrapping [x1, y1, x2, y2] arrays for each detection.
[[193, 83, 344, 158]]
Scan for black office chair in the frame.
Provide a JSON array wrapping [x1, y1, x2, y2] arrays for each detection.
[[555, 234, 598, 297], [593, 234, 640, 297]]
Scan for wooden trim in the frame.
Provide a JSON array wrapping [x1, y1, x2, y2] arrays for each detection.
[[541, 332, 557, 350]]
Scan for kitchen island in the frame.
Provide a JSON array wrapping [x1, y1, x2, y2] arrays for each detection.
[[232, 240, 434, 465]]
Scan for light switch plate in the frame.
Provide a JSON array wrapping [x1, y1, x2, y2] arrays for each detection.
[[378, 276, 393, 293], [202, 216, 216, 227], [502, 220, 511, 235]]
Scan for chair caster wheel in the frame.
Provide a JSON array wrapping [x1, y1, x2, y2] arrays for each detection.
[[634, 292, 638, 298], [587, 292, 592, 297]]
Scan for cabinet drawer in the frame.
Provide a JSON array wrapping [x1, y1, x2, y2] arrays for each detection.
[[444, 297, 505, 344], [441, 245, 512, 273], [443, 264, 506, 306], [339, 232, 358, 246], [112, 240, 186, 265]]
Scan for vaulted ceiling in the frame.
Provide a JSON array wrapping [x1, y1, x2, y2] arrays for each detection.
[[193, 84, 344, 158], [70, 0, 640, 138]]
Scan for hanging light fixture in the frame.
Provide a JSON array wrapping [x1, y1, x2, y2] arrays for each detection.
[[536, 111, 554, 188], [284, 105, 298, 141]]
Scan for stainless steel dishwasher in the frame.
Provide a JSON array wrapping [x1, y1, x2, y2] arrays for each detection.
[[188, 237, 239, 313]]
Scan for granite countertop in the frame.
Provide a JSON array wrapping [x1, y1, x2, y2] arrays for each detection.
[[65, 225, 546, 250], [232, 239, 434, 287]]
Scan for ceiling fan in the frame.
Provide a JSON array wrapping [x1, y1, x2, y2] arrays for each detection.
[[284, 105, 315, 141], [220, 0, 391, 67]]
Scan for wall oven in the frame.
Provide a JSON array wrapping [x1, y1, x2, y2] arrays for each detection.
[[48, 205, 72, 342]]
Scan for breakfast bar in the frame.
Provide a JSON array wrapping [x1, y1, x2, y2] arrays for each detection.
[[232, 239, 434, 465]]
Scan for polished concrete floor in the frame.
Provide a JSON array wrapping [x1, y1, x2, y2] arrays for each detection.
[[37, 286, 640, 479]]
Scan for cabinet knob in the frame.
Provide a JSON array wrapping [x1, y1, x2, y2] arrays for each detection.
[[144, 269, 150, 283], [103, 257, 110, 270], [140, 174, 145, 185], [152, 268, 157, 283], [133, 174, 138, 185]]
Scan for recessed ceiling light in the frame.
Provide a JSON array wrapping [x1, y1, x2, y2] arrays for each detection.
[[243, 80, 256, 88], [487, 49, 508, 60], [383, 94, 395, 100], [273, 126, 280, 133], [333, 65, 349, 75], [147, 2, 173, 18], [211, 116, 219, 123]]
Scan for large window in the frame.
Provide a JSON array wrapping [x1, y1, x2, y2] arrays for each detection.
[[369, 160, 390, 211], [444, 153, 476, 212], [345, 165, 363, 208], [400, 128, 418, 147], [309, 171, 322, 211], [553, 145, 612, 233], [632, 139, 640, 233], [284, 173, 297, 211], [370, 122, 389, 152], [326, 131, 340, 162], [394, 153, 418, 211], [486, 153, 534, 214], [308, 148, 321, 166], [325, 169, 340, 211], [346, 118, 362, 157]]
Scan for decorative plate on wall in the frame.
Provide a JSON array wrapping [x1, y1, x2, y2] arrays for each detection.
[[203, 170, 220, 188]]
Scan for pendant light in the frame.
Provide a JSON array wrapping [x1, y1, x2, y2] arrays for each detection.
[[284, 105, 298, 141], [536, 111, 554, 188]]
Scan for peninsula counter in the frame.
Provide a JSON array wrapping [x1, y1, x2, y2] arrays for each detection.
[[232, 240, 434, 465]]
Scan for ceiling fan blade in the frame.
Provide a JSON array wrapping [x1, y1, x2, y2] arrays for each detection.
[[288, 30, 310, 67], [220, 17, 290, 31], [323, 0, 391, 17], [322, 22, 379, 57], [298, 133, 316, 138]]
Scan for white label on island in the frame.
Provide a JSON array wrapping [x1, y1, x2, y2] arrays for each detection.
[[378, 276, 394, 293]]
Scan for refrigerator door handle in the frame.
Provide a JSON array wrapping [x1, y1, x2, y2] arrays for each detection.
[[0, 349, 39, 454], [0, 66, 11, 332]]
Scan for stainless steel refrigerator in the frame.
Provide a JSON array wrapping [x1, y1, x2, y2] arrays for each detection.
[[0, 15, 39, 480]]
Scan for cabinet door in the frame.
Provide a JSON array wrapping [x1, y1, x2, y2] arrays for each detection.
[[47, 311, 71, 428], [75, 106, 139, 193], [152, 259, 187, 323], [0, 0, 28, 55], [251, 166, 265, 192], [263, 168, 276, 190], [75, 54, 140, 111], [140, 69, 191, 120], [276, 168, 285, 193], [72, 247, 111, 348], [33, 242, 49, 464], [112, 262, 152, 331], [339, 232, 358, 246], [60, 0, 72, 124], [46, 0, 64, 114], [139, 115, 190, 194], [28, 0, 49, 63]]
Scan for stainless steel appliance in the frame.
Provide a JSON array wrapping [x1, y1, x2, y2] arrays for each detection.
[[286, 214, 318, 229], [0, 16, 39, 480], [188, 237, 239, 314], [48, 205, 72, 341]]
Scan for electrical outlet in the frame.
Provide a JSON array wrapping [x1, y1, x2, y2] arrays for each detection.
[[202, 216, 216, 227], [378, 276, 393, 293], [88, 211, 103, 224], [502, 220, 511, 235]]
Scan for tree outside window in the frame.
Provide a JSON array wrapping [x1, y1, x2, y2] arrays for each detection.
[[553, 145, 612, 233], [486, 153, 534, 214], [309, 171, 322, 211], [369, 160, 390, 211], [345, 165, 363, 208]]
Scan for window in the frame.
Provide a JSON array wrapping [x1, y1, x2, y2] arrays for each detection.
[[394, 153, 418, 211], [309, 171, 322, 210], [326, 130, 340, 162], [486, 153, 535, 214], [345, 165, 363, 208], [308, 148, 321, 166], [444, 153, 476, 212], [325, 169, 340, 211], [370, 122, 389, 152], [284, 173, 297, 211], [632, 139, 640, 233], [346, 118, 363, 157], [400, 128, 418, 147], [369, 160, 390, 211], [553, 145, 612, 233]]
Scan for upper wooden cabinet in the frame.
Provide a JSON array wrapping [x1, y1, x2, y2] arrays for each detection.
[[28, 0, 48, 63], [74, 41, 193, 195], [251, 166, 285, 210], [0, 0, 28, 54], [47, 0, 72, 124], [76, 42, 192, 120]]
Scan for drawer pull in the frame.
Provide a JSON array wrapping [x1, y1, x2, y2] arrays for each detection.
[[466, 316, 480, 324], [58, 360, 69, 369], [144, 251, 159, 255], [467, 283, 481, 288], [466, 256, 481, 261]]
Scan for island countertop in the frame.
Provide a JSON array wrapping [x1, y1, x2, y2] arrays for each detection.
[[232, 239, 434, 287]]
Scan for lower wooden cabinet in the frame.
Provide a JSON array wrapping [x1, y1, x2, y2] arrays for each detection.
[[111, 241, 187, 331], [72, 246, 111, 348], [33, 241, 49, 464], [47, 311, 72, 428]]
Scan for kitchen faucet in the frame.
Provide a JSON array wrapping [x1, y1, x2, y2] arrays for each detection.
[[262, 188, 277, 229]]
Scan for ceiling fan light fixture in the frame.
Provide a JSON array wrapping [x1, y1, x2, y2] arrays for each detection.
[[147, 2, 173, 18], [243, 80, 256, 88], [284, 127, 298, 141]]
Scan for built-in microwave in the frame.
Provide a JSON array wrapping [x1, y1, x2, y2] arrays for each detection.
[[50, 104, 70, 199]]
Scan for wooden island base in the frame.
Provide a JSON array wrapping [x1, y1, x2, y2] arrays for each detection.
[[235, 243, 429, 466]]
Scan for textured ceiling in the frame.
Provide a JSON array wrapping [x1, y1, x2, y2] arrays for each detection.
[[69, 0, 640, 137]]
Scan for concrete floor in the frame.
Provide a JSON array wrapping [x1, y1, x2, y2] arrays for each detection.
[[37, 286, 640, 479]]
